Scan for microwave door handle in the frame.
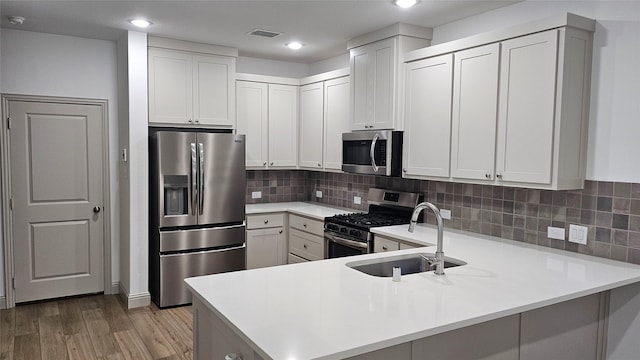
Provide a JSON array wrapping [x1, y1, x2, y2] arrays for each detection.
[[190, 143, 198, 215], [199, 142, 204, 215], [370, 133, 379, 173]]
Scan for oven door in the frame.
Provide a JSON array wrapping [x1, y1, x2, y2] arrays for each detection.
[[325, 232, 369, 259]]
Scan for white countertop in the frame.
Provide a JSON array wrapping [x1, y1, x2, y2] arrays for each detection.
[[186, 222, 640, 360], [246, 202, 354, 220]]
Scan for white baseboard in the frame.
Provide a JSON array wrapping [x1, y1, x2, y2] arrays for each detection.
[[0, 296, 5, 310], [118, 283, 150, 309], [111, 282, 120, 295]]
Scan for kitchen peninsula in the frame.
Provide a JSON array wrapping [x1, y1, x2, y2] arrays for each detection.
[[185, 210, 640, 360]]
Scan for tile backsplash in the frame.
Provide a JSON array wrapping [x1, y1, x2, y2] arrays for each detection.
[[247, 170, 640, 265]]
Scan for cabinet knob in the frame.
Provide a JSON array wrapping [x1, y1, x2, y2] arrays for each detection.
[[263, 162, 267, 166], [303, 223, 307, 228], [270, 162, 274, 166], [303, 244, 307, 249], [402, 168, 407, 172], [318, 163, 321, 167], [485, 172, 491, 179], [382, 246, 388, 250], [279, 230, 283, 234], [225, 354, 242, 360], [497, 173, 503, 179], [188, 119, 193, 123], [264, 219, 269, 224], [194, 119, 199, 124]]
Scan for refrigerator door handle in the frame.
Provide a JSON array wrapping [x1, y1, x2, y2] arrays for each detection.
[[191, 143, 198, 215], [199, 142, 205, 215]]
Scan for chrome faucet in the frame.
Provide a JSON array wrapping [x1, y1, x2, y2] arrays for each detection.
[[408, 202, 445, 275]]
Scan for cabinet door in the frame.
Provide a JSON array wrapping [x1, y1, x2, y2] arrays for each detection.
[[268, 84, 298, 167], [246, 227, 286, 269], [236, 81, 268, 168], [451, 44, 500, 181], [299, 82, 324, 169], [193, 55, 235, 127], [403, 54, 453, 179], [148, 48, 193, 125], [496, 30, 558, 185], [324, 76, 351, 171], [350, 46, 369, 130], [370, 37, 396, 130]]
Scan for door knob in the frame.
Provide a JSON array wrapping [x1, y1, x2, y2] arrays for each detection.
[[93, 206, 101, 213]]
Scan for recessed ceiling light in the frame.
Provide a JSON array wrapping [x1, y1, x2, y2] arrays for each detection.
[[394, 0, 419, 9], [129, 18, 153, 28], [8, 16, 25, 25], [286, 42, 303, 50]]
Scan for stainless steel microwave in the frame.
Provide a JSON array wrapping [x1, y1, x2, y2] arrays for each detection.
[[342, 130, 403, 176]]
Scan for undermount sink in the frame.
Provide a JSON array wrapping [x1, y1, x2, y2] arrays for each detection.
[[346, 253, 466, 277]]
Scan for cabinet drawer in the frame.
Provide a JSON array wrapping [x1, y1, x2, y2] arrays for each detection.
[[289, 214, 323, 235], [399, 242, 418, 250], [289, 228, 324, 261], [246, 213, 284, 229], [374, 236, 400, 253], [288, 253, 308, 264]]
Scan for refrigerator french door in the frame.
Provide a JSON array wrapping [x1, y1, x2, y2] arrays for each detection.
[[149, 129, 247, 308]]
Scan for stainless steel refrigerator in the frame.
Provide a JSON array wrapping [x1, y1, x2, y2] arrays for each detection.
[[149, 129, 246, 308]]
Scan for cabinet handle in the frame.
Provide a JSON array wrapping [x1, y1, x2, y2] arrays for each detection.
[[382, 246, 388, 250], [264, 219, 269, 224]]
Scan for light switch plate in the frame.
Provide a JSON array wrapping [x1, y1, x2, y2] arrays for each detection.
[[316, 190, 323, 198], [440, 209, 452, 220], [354, 196, 361, 205], [569, 224, 588, 245], [547, 226, 565, 240], [251, 191, 262, 199]]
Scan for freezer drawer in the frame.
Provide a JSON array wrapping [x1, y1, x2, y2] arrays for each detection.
[[159, 245, 246, 307], [159, 225, 245, 252]]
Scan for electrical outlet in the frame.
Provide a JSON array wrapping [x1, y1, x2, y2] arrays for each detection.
[[569, 224, 588, 245], [440, 209, 451, 220], [354, 196, 361, 205], [316, 190, 323, 198], [251, 191, 262, 199], [547, 226, 566, 240]]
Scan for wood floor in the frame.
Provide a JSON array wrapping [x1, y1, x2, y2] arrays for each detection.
[[0, 294, 193, 360]]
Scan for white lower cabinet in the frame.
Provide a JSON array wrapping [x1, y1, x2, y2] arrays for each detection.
[[375, 235, 419, 253], [246, 213, 286, 269], [288, 214, 324, 262]]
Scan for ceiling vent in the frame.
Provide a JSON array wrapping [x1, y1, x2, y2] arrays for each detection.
[[249, 29, 282, 38]]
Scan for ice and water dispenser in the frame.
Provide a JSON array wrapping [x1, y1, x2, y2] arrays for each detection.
[[164, 175, 189, 216]]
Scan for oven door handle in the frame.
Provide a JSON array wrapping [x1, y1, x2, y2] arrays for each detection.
[[370, 133, 380, 173], [325, 233, 369, 249]]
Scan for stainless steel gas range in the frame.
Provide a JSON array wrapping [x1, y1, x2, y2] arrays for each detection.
[[324, 188, 423, 258]]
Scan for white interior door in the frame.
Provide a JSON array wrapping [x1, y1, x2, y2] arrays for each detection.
[[9, 100, 105, 303]]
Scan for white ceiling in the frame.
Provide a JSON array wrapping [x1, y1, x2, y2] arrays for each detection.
[[0, 1, 521, 63]]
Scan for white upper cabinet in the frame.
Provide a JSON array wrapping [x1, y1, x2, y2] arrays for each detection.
[[323, 76, 351, 171], [269, 84, 298, 167], [299, 82, 325, 169], [403, 14, 594, 190], [237, 81, 298, 169], [495, 30, 558, 185], [148, 46, 235, 127], [349, 25, 432, 131], [403, 54, 453, 179], [236, 81, 268, 167], [450, 43, 500, 182], [298, 75, 351, 172]]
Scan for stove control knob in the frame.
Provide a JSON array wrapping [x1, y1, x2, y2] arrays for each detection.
[[349, 230, 361, 238], [340, 227, 348, 234]]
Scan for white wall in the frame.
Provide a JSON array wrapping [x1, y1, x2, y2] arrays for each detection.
[[308, 53, 349, 75], [432, 0, 640, 183], [117, 31, 149, 306], [0, 29, 120, 298], [237, 56, 310, 78]]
